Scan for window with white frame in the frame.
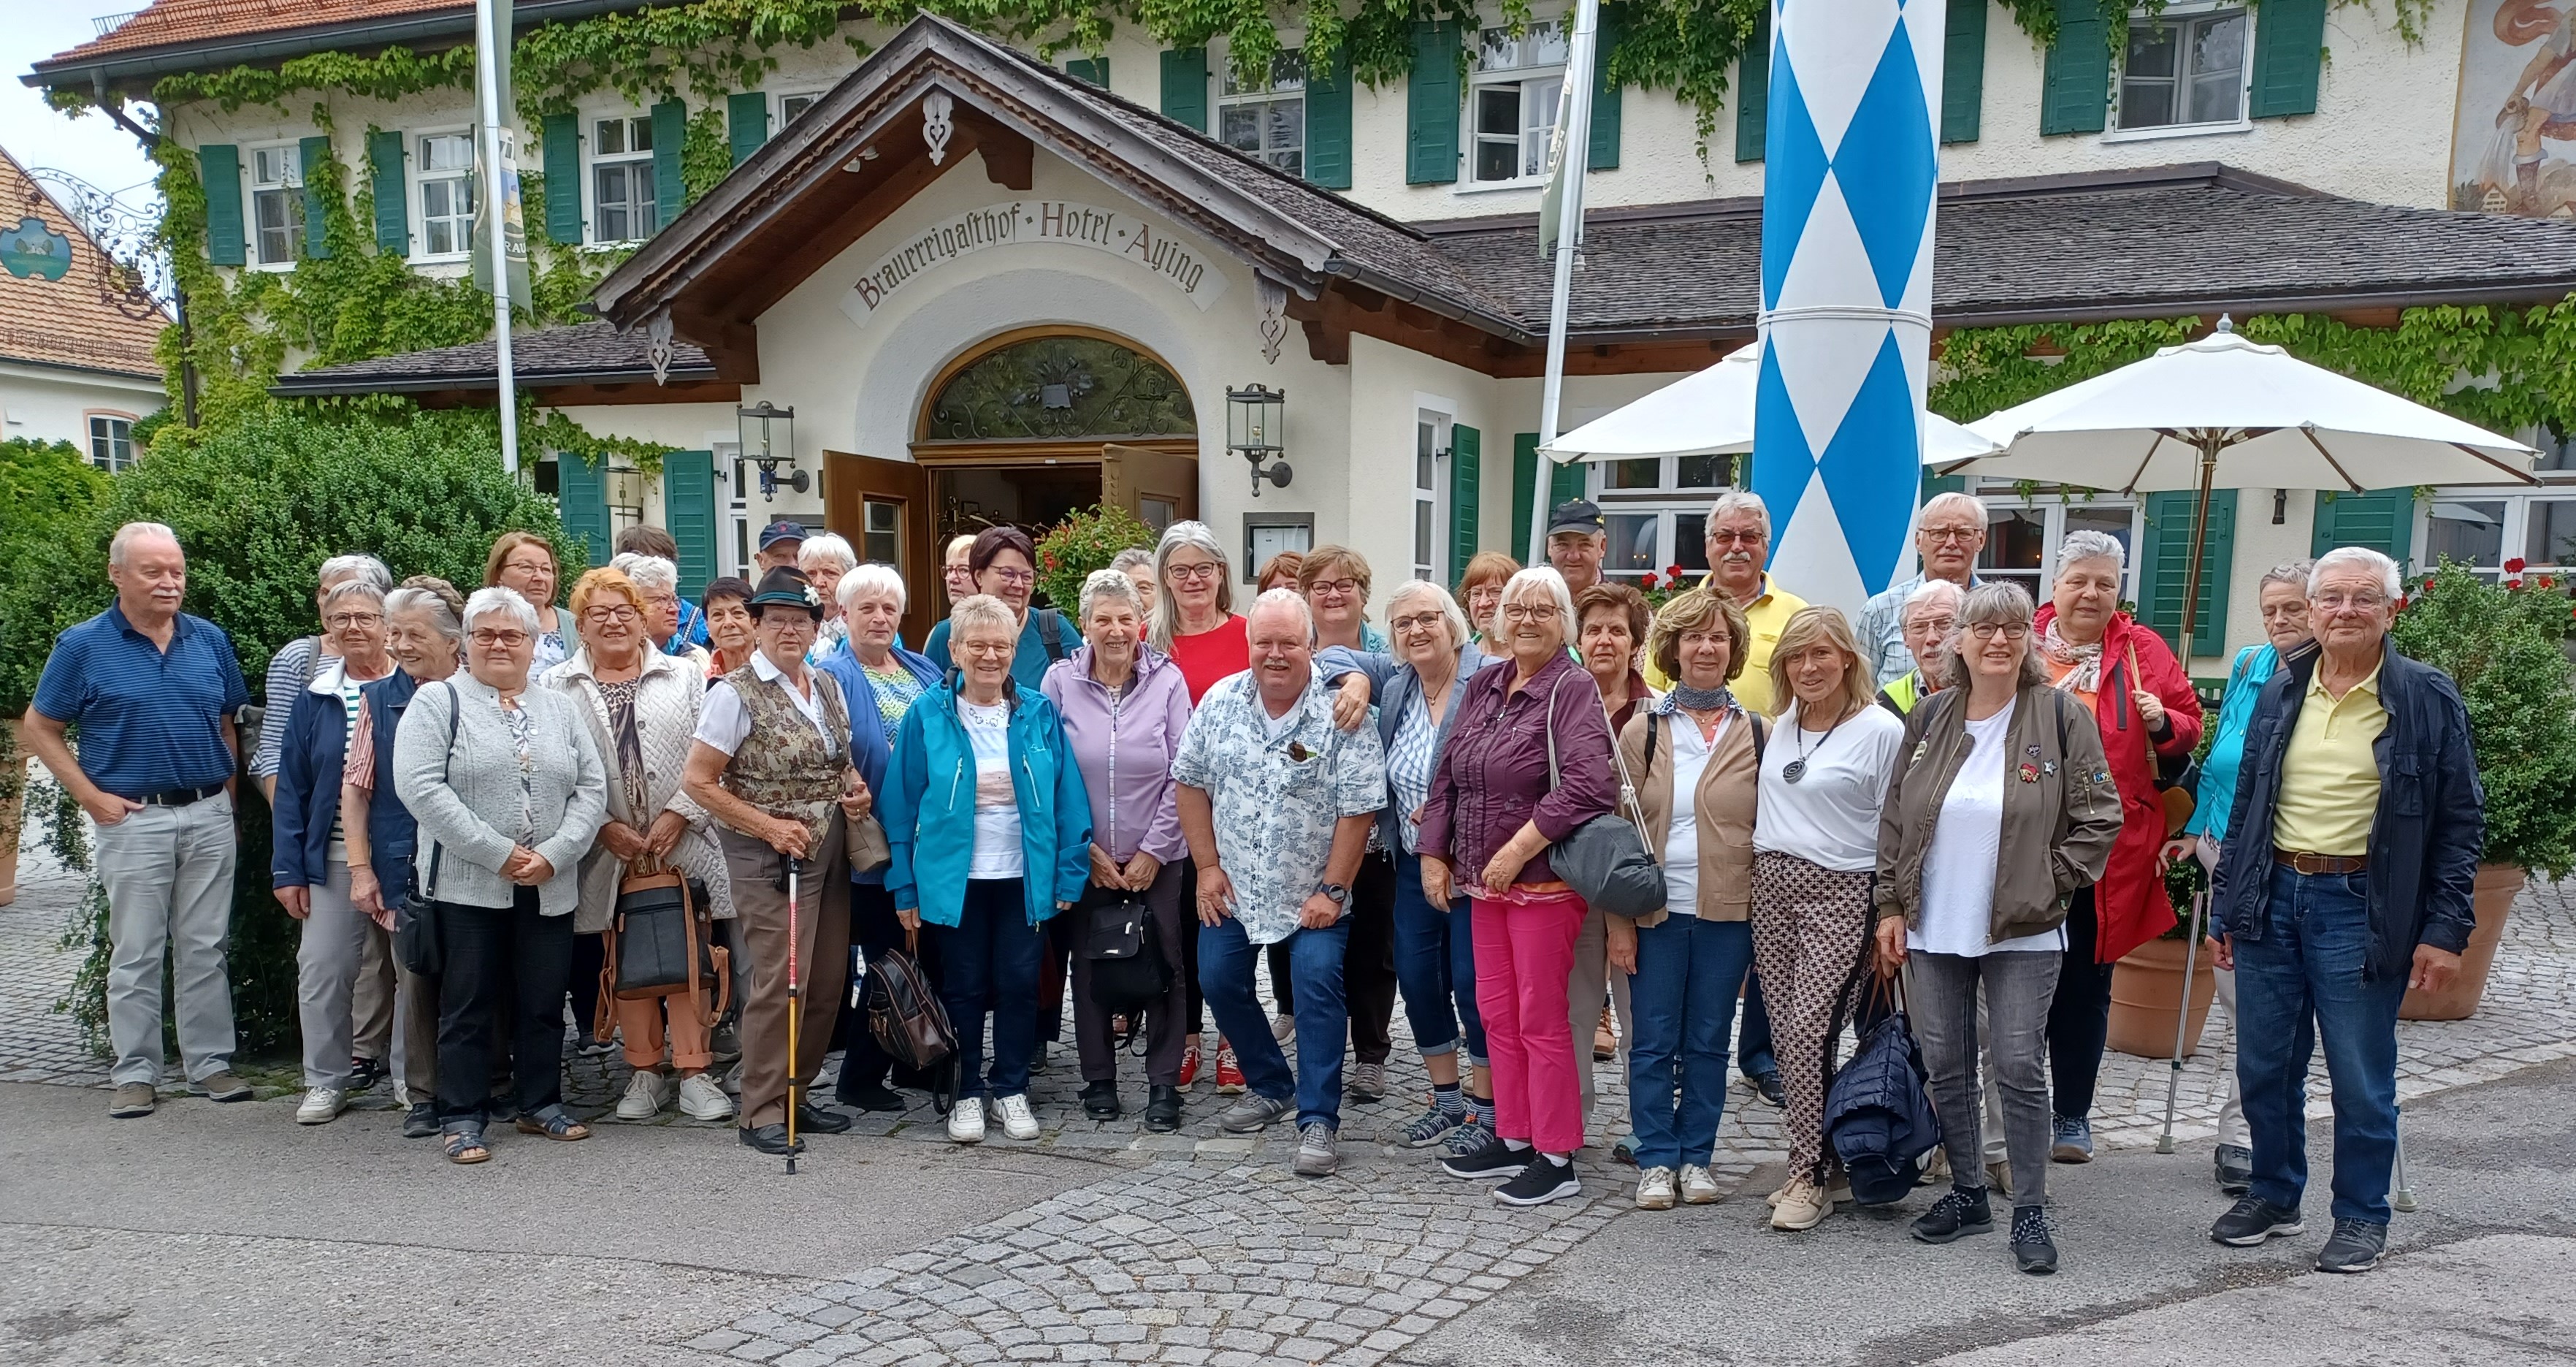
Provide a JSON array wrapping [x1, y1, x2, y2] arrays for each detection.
[[1973, 488, 2144, 603], [416, 131, 477, 258], [1470, 20, 1567, 185], [1219, 50, 1307, 177], [248, 144, 303, 266], [2115, 4, 2250, 133], [2421, 428, 2576, 579], [591, 114, 658, 245], [778, 91, 825, 127], [1592, 452, 1738, 585], [1413, 411, 1449, 582], [87, 414, 134, 473]]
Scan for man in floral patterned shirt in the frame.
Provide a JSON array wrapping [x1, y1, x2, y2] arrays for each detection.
[[1175, 589, 1386, 1178]]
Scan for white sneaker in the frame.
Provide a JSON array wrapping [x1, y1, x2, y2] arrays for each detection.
[[1771, 1175, 1830, 1231], [1271, 1013, 1296, 1044], [1636, 1166, 1678, 1210], [948, 1097, 986, 1144], [719, 1061, 743, 1097], [1680, 1164, 1721, 1205], [295, 1086, 346, 1125], [676, 1073, 735, 1122], [616, 1069, 670, 1120], [995, 1092, 1040, 1141]]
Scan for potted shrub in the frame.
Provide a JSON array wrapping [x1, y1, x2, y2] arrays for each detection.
[[2109, 846, 2220, 1059], [2387, 560, 2576, 1019], [1032, 503, 1156, 613]]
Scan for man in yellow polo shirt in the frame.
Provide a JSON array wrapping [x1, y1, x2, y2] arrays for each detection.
[[2205, 547, 2484, 1276], [1646, 490, 1808, 715]]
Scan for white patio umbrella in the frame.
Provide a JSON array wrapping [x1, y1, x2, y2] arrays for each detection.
[[1947, 319, 2538, 655], [1539, 343, 2002, 467]]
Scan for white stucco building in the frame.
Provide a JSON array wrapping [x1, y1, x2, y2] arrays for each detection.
[[0, 145, 164, 468]]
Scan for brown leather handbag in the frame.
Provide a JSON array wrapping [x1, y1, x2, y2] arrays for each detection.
[[867, 926, 958, 1109], [594, 856, 731, 1042]]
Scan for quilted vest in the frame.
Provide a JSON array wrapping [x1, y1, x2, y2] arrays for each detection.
[[719, 663, 851, 849]]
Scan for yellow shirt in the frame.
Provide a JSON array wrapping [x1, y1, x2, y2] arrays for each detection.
[[1647, 571, 1808, 717], [2272, 662, 2388, 857]]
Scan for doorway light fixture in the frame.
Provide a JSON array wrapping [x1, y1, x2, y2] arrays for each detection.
[[736, 401, 805, 502], [1228, 384, 1291, 496]]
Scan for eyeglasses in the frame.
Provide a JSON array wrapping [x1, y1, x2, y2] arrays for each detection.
[[2313, 592, 2389, 612], [1919, 527, 1983, 544], [1906, 616, 1957, 637], [324, 612, 383, 629], [1389, 611, 1447, 634], [1307, 578, 1361, 598], [582, 605, 640, 625], [501, 558, 554, 578], [470, 629, 531, 647], [1500, 604, 1561, 622], [986, 568, 1036, 587], [1167, 562, 1220, 583], [1707, 530, 1765, 547], [1966, 621, 2030, 641]]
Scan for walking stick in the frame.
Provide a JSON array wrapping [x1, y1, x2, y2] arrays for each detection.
[[784, 850, 802, 1176], [2391, 1105, 2419, 1213], [2156, 889, 2206, 1155]]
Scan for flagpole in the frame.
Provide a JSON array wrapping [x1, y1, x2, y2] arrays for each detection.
[[475, 0, 519, 477], [1528, 0, 1599, 564]]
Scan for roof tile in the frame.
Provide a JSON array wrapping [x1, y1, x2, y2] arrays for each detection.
[[42, 0, 465, 66], [0, 145, 167, 379]]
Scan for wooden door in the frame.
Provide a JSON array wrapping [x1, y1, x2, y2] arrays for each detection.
[[824, 449, 937, 648], [1101, 443, 1199, 535]]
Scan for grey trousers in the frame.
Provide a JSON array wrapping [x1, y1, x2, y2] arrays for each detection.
[[1567, 902, 1636, 1124], [1908, 948, 2060, 1206], [294, 859, 370, 1089], [95, 792, 239, 1086], [394, 959, 442, 1107], [351, 921, 395, 1062], [1902, 959, 2009, 1163], [2193, 837, 2249, 1149]]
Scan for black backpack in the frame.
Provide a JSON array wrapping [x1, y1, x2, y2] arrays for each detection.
[[1082, 894, 1171, 1021], [1035, 607, 1069, 663]]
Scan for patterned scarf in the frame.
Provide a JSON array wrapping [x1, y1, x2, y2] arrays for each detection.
[[2040, 617, 2106, 693], [1656, 682, 1737, 715]]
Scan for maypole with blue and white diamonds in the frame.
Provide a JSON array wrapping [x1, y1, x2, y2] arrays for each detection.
[[1747, 0, 1944, 617]]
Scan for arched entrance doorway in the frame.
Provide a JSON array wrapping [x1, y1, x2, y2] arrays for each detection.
[[825, 327, 1200, 644]]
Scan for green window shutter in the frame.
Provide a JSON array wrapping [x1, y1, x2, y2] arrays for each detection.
[[1511, 433, 1589, 560], [2249, 0, 2327, 118], [727, 91, 770, 166], [1407, 20, 1461, 185], [651, 99, 686, 232], [2310, 490, 2416, 566], [1160, 48, 1209, 131], [1588, 4, 1624, 170], [2039, 0, 2110, 135], [1736, 8, 1770, 163], [199, 145, 245, 266], [1066, 57, 1109, 88], [661, 451, 719, 599], [2139, 490, 2238, 658], [1449, 424, 1482, 582], [298, 134, 334, 259], [1921, 471, 1967, 500], [542, 113, 582, 244], [367, 130, 408, 256], [1941, 0, 1988, 145], [555, 455, 611, 566], [1307, 49, 1356, 189]]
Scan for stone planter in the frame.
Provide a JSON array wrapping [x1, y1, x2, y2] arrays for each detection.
[[2400, 863, 2523, 1021], [2108, 935, 2220, 1059]]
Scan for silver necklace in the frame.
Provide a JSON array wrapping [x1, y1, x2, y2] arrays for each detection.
[[1782, 707, 1846, 785]]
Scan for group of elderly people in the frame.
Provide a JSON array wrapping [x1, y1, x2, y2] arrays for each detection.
[[36, 477, 2476, 1278]]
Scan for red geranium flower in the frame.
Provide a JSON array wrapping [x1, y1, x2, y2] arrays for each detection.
[[1042, 552, 1059, 569], [2505, 557, 2528, 574], [2508, 576, 2525, 590], [1665, 564, 1686, 579], [2542, 575, 2559, 590], [1639, 570, 1661, 590]]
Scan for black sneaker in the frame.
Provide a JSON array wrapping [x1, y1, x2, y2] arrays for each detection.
[[1911, 1186, 1994, 1244], [348, 1056, 388, 1093], [1754, 1071, 1786, 1109], [2315, 1218, 2388, 1273], [1442, 1136, 1529, 1182], [2209, 1196, 2306, 1247], [2214, 1144, 2253, 1196], [2010, 1205, 2059, 1274], [1494, 1153, 1581, 1207], [1144, 1085, 1182, 1132], [1080, 1080, 1122, 1121], [401, 1102, 440, 1139]]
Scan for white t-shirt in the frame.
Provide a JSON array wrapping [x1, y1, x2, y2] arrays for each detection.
[[962, 699, 1026, 879], [1658, 712, 1730, 919], [1753, 703, 1906, 873], [693, 651, 830, 755], [1912, 699, 2067, 956]]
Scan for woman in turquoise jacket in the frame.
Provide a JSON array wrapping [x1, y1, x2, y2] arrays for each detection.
[[883, 595, 1092, 1146]]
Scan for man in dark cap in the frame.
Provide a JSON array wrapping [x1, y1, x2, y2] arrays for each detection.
[[1545, 499, 1608, 597], [754, 520, 809, 576]]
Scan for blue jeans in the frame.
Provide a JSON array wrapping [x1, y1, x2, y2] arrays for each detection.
[[934, 878, 1045, 1102], [1199, 913, 1350, 1129], [1391, 853, 1486, 1065], [2236, 864, 2408, 1224], [1625, 918, 1753, 1170]]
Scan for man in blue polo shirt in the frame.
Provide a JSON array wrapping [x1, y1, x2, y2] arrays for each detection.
[[23, 522, 253, 1119]]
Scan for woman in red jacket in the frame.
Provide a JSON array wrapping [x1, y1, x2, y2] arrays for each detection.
[[2030, 530, 2204, 1162]]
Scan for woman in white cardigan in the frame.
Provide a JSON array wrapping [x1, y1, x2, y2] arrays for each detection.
[[544, 567, 736, 1124], [394, 585, 606, 1165]]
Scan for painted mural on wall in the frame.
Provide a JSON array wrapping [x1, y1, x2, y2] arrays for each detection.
[[2451, 0, 2576, 216]]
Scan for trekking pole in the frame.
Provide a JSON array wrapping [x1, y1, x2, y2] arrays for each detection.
[[784, 851, 802, 1176], [2391, 1105, 2418, 1213], [2157, 890, 2206, 1155]]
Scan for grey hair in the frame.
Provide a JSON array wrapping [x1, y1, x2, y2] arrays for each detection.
[[1499, 566, 1578, 641], [798, 533, 857, 574], [949, 592, 1019, 643], [1148, 519, 1234, 651], [107, 522, 179, 567], [1109, 547, 1155, 575], [1245, 585, 1317, 642], [838, 562, 906, 613], [1919, 491, 1986, 526], [1705, 490, 1772, 540], [2309, 546, 2402, 601], [384, 585, 463, 643], [1941, 580, 2049, 690], [1386, 578, 1471, 652], [2057, 529, 2128, 573], [318, 553, 394, 595], [463, 585, 540, 635], [608, 552, 678, 595], [1901, 576, 1965, 625], [319, 576, 387, 615], [2260, 558, 2317, 593], [1078, 567, 1145, 622]]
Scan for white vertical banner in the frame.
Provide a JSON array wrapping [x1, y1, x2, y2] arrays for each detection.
[[474, 0, 521, 476]]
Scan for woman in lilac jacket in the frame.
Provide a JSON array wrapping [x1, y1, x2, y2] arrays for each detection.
[[1418, 567, 1618, 1208], [1042, 569, 1196, 1133]]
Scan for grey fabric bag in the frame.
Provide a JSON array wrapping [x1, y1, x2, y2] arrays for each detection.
[[1540, 677, 1667, 920]]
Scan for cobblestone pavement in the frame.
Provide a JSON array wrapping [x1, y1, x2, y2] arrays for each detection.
[[9, 848, 2576, 1365]]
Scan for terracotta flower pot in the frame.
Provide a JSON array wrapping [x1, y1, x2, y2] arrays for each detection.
[[2400, 863, 2522, 1021], [2108, 935, 2220, 1059]]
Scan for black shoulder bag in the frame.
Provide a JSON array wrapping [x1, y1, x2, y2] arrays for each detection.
[[392, 681, 459, 977], [1540, 677, 1667, 919]]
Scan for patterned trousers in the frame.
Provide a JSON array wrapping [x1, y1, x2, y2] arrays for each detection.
[[1749, 850, 1877, 1183]]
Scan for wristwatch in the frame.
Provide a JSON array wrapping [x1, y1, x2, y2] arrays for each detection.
[[1315, 882, 1350, 910]]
